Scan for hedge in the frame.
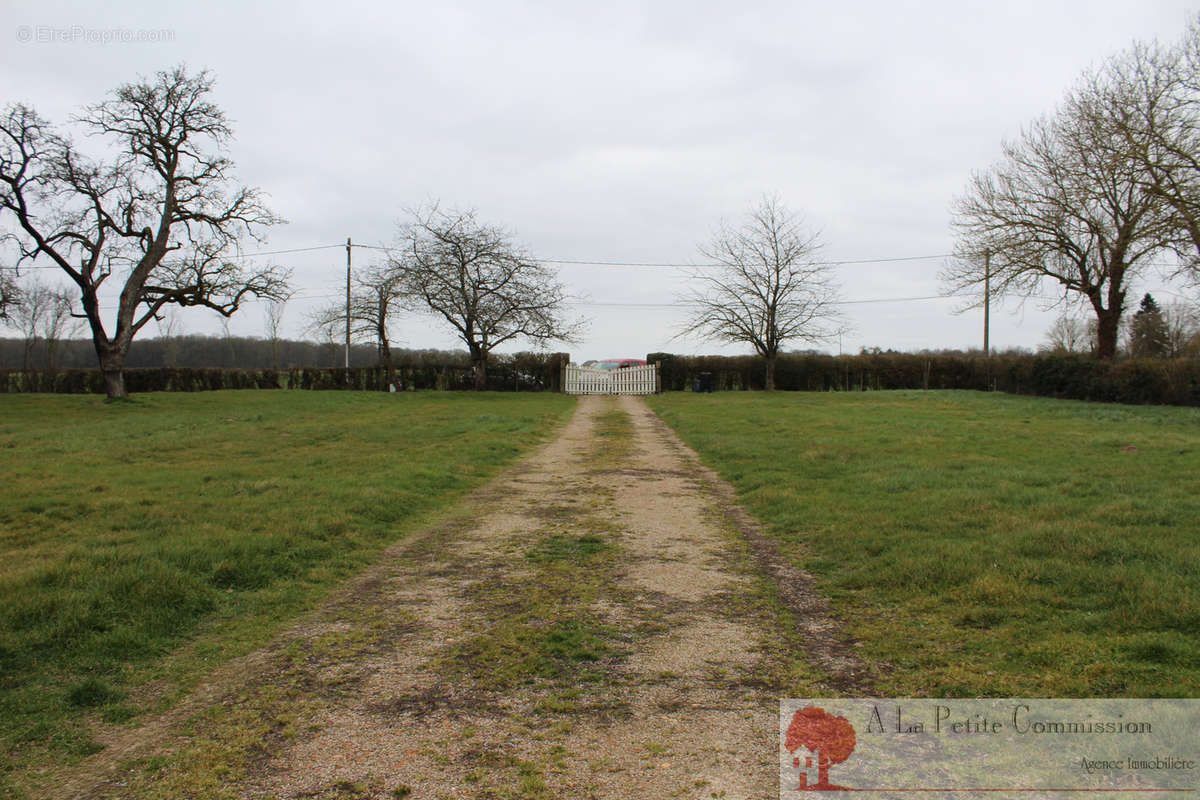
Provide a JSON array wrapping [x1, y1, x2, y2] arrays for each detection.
[[5, 352, 1197, 406], [0, 352, 569, 395], [646, 352, 1200, 406]]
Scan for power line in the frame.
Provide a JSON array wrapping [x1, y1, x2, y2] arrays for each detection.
[[229, 244, 346, 259], [8, 238, 1191, 271], [839, 293, 963, 305], [829, 253, 954, 265], [9, 242, 345, 270], [342, 243, 954, 268], [13, 292, 979, 316], [572, 293, 970, 309], [536, 253, 956, 268], [10, 237, 1193, 315]]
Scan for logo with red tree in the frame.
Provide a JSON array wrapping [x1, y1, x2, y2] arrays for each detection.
[[785, 705, 856, 791]]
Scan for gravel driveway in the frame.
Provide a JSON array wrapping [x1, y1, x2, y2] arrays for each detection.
[[61, 395, 865, 800]]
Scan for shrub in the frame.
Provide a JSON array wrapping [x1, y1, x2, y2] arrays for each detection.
[[643, 352, 1199, 406], [0, 352, 570, 395]]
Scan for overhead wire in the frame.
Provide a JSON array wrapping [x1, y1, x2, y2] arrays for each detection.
[[317, 241, 956, 268], [8, 239, 1194, 315]]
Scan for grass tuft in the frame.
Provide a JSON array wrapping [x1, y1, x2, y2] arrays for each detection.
[[525, 534, 612, 563], [536, 619, 611, 664], [65, 678, 125, 708]]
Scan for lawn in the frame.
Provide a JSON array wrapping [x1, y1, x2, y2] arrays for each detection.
[[0, 390, 573, 790], [647, 390, 1200, 697]]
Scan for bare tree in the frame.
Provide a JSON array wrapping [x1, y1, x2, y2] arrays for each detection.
[[3, 277, 79, 368], [308, 267, 405, 384], [154, 308, 182, 367], [0, 66, 289, 398], [219, 316, 236, 367], [1041, 312, 1094, 355], [359, 267, 406, 388], [306, 308, 343, 368], [6, 278, 51, 368], [1164, 20, 1200, 266], [1163, 300, 1200, 356], [945, 79, 1175, 359], [264, 297, 287, 370], [0, 268, 16, 319], [678, 197, 842, 390], [1075, 22, 1200, 270], [387, 205, 582, 390], [41, 285, 81, 369]]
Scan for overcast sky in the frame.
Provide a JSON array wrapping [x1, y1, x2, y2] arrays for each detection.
[[4, 0, 1199, 361]]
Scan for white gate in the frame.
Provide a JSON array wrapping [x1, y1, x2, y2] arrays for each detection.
[[564, 363, 659, 395]]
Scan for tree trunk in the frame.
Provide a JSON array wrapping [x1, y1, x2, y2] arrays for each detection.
[[764, 354, 777, 391], [1094, 308, 1121, 360], [96, 343, 128, 399], [380, 338, 397, 391], [100, 358, 127, 398], [472, 351, 488, 391]]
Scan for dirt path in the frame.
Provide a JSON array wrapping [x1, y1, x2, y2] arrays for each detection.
[[64, 395, 866, 800]]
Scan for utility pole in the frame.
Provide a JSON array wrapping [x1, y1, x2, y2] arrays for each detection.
[[345, 237, 352, 369], [983, 249, 991, 357]]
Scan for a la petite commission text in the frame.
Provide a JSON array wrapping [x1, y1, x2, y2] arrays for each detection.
[[868, 704, 1153, 736]]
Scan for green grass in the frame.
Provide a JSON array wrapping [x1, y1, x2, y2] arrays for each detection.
[[0, 390, 573, 790], [647, 390, 1200, 697], [525, 534, 613, 563]]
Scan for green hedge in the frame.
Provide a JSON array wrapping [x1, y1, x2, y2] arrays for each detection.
[[0, 352, 569, 394], [646, 352, 1200, 406], [8, 353, 1197, 406]]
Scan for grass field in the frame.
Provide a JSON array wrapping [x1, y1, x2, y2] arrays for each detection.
[[0, 390, 574, 788], [647, 390, 1200, 697]]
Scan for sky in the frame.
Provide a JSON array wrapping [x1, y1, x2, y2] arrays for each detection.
[[3, 0, 1199, 362]]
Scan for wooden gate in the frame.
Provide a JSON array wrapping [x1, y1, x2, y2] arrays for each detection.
[[564, 363, 659, 395]]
